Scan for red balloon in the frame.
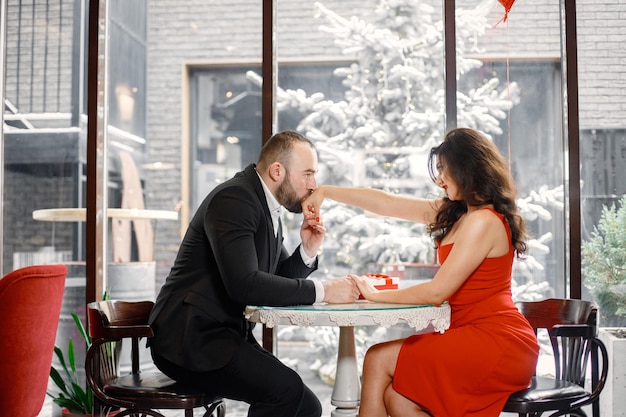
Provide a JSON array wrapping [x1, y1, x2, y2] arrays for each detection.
[[496, 0, 516, 25]]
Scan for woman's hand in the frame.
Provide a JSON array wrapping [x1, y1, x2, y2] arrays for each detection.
[[301, 186, 326, 219], [349, 274, 380, 301]]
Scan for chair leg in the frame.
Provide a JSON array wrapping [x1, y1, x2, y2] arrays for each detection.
[[201, 400, 226, 417], [217, 401, 227, 417], [93, 397, 107, 417]]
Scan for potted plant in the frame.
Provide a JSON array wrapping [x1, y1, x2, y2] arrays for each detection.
[[47, 311, 93, 416], [48, 291, 119, 417], [582, 194, 626, 327], [582, 193, 626, 417]]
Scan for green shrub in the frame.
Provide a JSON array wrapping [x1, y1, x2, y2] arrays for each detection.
[[582, 194, 626, 327]]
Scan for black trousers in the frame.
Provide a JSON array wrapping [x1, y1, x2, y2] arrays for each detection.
[[151, 336, 322, 417]]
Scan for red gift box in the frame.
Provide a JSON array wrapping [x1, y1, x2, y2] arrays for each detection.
[[358, 273, 398, 299]]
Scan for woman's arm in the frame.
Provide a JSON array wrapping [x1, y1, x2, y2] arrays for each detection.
[[352, 209, 509, 305], [303, 185, 442, 224]]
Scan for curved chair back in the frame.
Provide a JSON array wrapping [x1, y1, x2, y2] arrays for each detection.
[[504, 298, 608, 417], [86, 300, 225, 417], [0, 264, 67, 417]]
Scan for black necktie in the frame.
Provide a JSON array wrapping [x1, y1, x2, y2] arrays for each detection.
[[277, 217, 283, 243]]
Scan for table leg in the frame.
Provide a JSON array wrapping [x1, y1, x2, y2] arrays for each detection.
[[331, 326, 360, 417]]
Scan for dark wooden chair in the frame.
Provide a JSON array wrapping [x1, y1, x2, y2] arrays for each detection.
[[85, 300, 226, 417], [503, 298, 609, 417]]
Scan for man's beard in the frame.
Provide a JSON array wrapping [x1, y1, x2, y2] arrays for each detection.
[[276, 178, 304, 213]]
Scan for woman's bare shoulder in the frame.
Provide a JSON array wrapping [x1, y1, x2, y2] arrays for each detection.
[[462, 207, 504, 233]]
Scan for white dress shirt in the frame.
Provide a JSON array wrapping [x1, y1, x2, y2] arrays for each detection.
[[256, 170, 324, 303]]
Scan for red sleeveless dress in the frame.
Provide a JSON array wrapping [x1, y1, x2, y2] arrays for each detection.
[[392, 209, 539, 417]]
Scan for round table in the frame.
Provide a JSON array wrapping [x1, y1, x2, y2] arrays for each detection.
[[32, 207, 179, 221], [245, 301, 451, 417]]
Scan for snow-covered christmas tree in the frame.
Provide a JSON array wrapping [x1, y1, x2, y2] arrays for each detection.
[[250, 0, 558, 294]]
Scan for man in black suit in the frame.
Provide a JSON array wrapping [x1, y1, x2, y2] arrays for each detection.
[[149, 130, 359, 417]]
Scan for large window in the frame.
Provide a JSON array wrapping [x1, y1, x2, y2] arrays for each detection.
[[3, 1, 625, 415], [2, 0, 587, 308], [189, 64, 346, 211], [463, 59, 564, 296], [577, 1, 626, 327]]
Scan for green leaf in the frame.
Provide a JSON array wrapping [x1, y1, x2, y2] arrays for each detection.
[[48, 313, 93, 412], [70, 381, 92, 412], [49, 367, 70, 396], [71, 311, 92, 349], [52, 346, 68, 373], [67, 339, 77, 378], [51, 345, 75, 386], [52, 395, 86, 414]]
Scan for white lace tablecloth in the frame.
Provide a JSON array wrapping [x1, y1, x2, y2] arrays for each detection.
[[245, 301, 450, 333]]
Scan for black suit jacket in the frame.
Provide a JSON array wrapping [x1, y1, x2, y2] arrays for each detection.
[[148, 164, 318, 372]]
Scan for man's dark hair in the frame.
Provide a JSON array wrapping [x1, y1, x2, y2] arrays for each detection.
[[257, 130, 315, 170]]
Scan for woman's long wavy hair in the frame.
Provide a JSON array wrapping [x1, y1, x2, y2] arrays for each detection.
[[426, 128, 528, 257]]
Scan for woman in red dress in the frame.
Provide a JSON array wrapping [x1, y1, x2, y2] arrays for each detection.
[[303, 128, 539, 417]]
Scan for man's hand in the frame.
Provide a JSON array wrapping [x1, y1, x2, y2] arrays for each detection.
[[322, 277, 360, 304], [300, 209, 326, 258]]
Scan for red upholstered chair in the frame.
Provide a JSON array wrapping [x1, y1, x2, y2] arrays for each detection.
[[0, 264, 67, 417]]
